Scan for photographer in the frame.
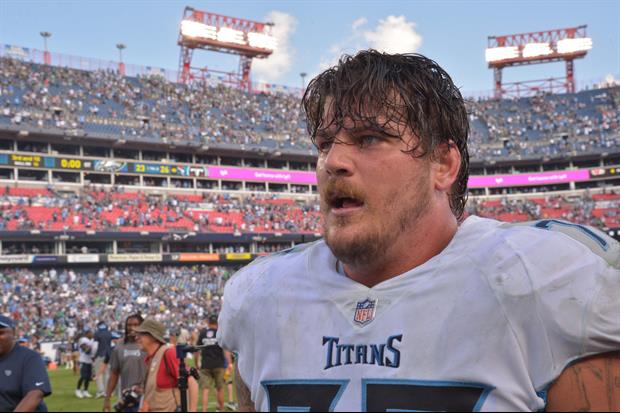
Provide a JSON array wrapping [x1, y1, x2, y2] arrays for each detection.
[[136, 319, 198, 412], [0, 315, 52, 412], [103, 315, 146, 413]]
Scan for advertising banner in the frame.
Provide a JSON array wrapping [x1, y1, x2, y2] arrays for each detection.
[[590, 167, 619, 179], [32, 255, 60, 264], [178, 253, 220, 262], [468, 169, 590, 188], [0, 255, 33, 264], [209, 166, 316, 184], [108, 253, 162, 263], [2, 152, 603, 188], [225, 253, 253, 261], [67, 254, 100, 264]]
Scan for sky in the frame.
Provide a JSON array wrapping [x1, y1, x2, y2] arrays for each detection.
[[1, 0, 619, 96]]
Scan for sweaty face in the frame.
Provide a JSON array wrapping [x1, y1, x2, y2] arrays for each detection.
[[316, 115, 434, 269]]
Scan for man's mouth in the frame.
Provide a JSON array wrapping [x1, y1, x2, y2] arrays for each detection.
[[328, 193, 365, 216]]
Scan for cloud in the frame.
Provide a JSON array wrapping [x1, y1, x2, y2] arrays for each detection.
[[252, 11, 297, 83], [352, 17, 368, 31], [317, 15, 423, 72], [362, 15, 422, 54]]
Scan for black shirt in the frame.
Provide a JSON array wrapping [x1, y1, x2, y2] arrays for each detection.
[[198, 328, 225, 369], [0, 344, 52, 412]]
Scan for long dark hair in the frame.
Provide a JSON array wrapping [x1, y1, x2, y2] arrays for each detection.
[[302, 50, 470, 221]]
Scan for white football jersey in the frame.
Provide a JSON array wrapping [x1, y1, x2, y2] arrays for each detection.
[[217, 216, 620, 412]]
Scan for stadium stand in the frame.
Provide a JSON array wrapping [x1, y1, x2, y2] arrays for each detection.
[[0, 53, 619, 347], [0, 265, 234, 341], [1, 56, 619, 158], [0, 186, 618, 238]]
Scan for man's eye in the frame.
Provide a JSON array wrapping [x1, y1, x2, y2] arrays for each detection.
[[316, 139, 333, 153], [358, 135, 380, 147]]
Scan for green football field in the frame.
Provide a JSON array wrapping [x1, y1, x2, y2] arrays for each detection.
[[46, 368, 231, 412]]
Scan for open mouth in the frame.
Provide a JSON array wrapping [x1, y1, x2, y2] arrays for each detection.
[[328, 193, 365, 215]]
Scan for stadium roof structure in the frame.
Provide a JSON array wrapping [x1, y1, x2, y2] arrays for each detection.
[[177, 6, 276, 91], [486, 25, 592, 98]]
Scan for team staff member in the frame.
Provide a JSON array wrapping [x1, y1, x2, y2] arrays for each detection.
[[195, 315, 232, 413], [103, 314, 146, 413], [0, 315, 52, 412], [94, 321, 113, 399], [136, 319, 198, 412]]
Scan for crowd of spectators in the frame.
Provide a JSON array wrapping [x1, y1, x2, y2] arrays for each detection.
[[0, 57, 307, 149], [466, 189, 620, 229], [0, 184, 618, 238], [0, 185, 322, 233], [468, 89, 620, 159], [1, 57, 619, 159], [0, 264, 234, 342]]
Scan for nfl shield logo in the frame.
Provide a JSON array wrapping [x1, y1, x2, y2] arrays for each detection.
[[354, 299, 377, 326]]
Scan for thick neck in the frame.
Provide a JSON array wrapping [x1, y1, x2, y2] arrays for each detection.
[[343, 208, 458, 288]]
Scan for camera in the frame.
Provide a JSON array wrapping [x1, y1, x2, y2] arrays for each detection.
[[114, 388, 141, 412]]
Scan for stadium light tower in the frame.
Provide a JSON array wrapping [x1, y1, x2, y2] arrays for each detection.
[[177, 6, 276, 91], [300, 72, 307, 89], [40, 31, 52, 65], [486, 25, 592, 98], [116, 43, 126, 76]]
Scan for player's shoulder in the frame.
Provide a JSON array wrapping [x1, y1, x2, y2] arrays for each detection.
[[464, 215, 618, 268], [10, 344, 42, 363], [222, 240, 323, 308], [464, 215, 619, 299]]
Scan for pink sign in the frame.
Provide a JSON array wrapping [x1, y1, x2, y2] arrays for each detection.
[[467, 169, 590, 188], [208, 167, 317, 185], [208, 166, 591, 188]]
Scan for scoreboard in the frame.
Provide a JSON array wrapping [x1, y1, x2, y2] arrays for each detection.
[[0, 154, 211, 178]]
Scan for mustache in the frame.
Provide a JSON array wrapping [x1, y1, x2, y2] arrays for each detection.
[[321, 180, 367, 206]]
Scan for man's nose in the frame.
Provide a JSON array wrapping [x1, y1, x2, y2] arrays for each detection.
[[323, 136, 355, 178]]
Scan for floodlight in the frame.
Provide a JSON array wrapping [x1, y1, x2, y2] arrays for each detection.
[[485, 46, 519, 63], [181, 20, 217, 40], [557, 38, 593, 54], [217, 27, 245, 45], [522, 42, 553, 58], [248, 32, 278, 50]]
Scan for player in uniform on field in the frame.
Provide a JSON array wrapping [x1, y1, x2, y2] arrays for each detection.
[[217, 50, 620, 412]]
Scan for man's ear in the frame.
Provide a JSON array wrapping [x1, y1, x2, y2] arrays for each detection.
[[433, 141, 462, 192]]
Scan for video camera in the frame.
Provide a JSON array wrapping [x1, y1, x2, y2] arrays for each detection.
[[174, 344, 206, 412], [114, 389, 141, 413]]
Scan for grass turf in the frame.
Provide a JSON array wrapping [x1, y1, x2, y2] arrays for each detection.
[[45, 367, 230, 412]]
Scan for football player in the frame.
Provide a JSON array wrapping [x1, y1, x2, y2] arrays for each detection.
[[217, 50, 620, 411]]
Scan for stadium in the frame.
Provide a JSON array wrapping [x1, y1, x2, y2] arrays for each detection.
[[0, 2, 619, 412]]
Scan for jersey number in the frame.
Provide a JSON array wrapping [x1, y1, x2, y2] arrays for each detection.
[[262, 379, 493, 412]]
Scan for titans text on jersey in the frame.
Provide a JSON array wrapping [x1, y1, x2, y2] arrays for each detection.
[[322, 335, 402, 370], [217, 216, 620, 412]]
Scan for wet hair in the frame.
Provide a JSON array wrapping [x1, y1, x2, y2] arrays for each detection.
[[125, 313, 144, 344], [302, 50, 470, 220]]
